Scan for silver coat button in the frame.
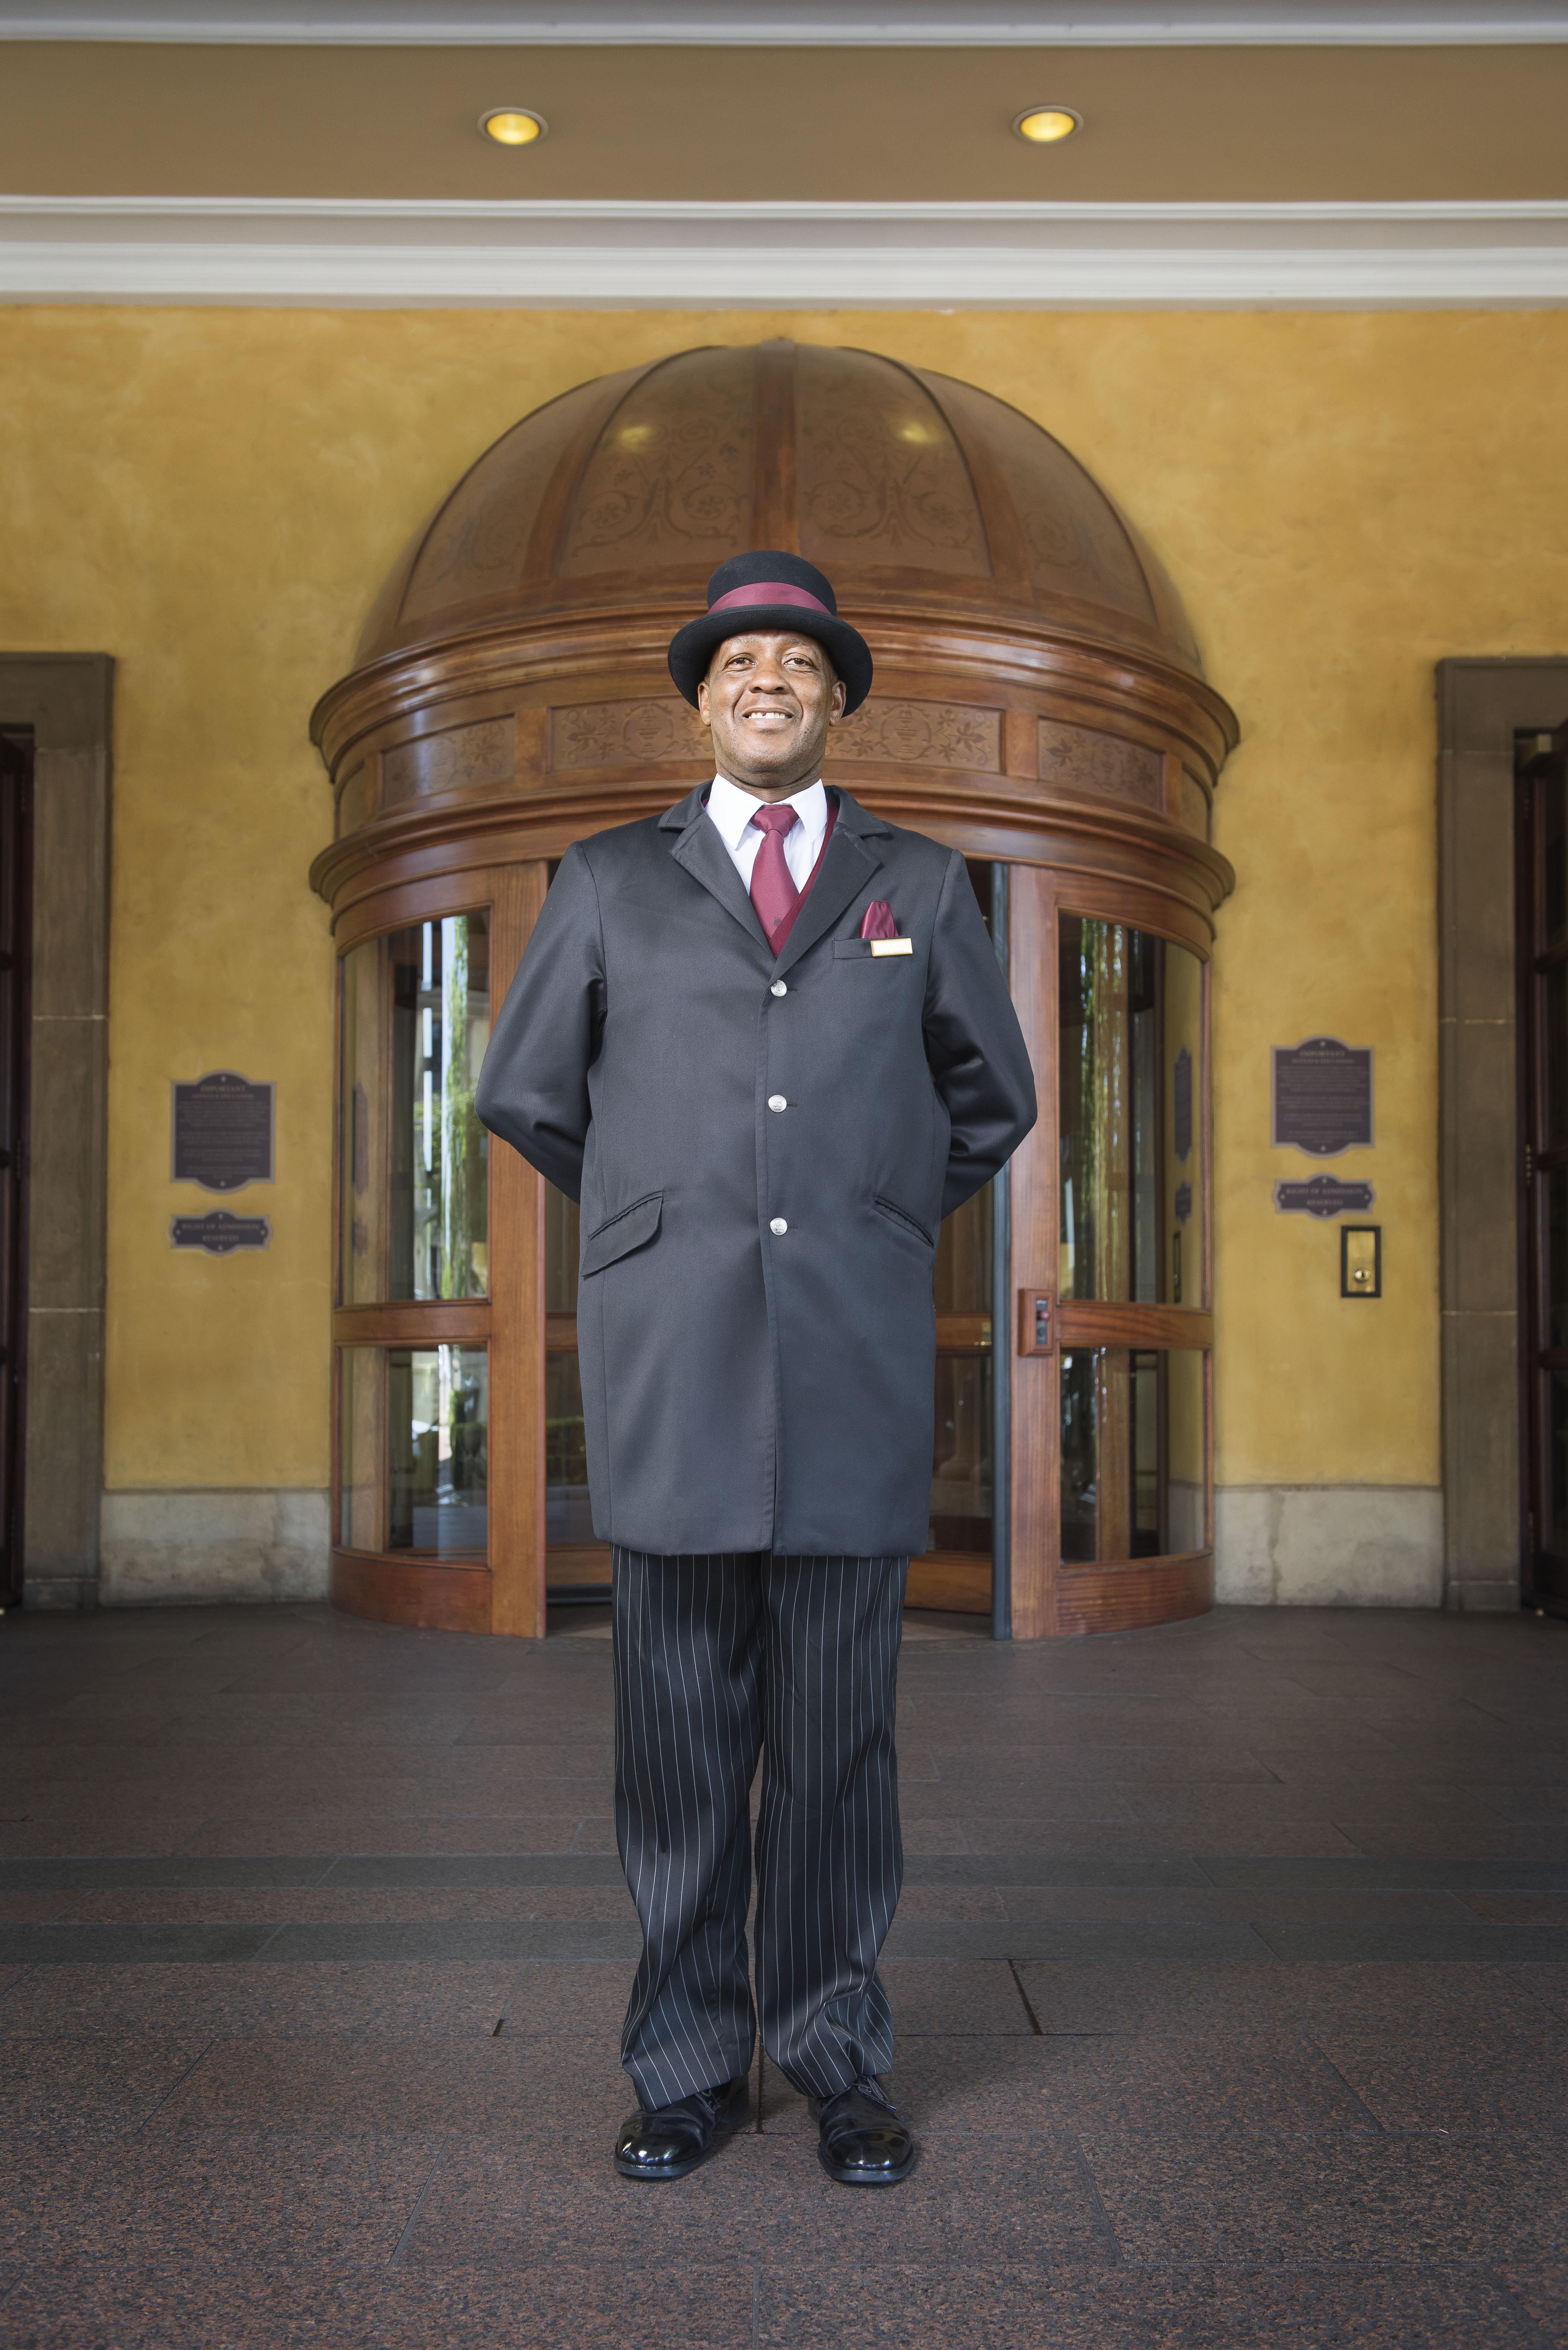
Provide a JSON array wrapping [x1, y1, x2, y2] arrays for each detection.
[[769, 1217, 788, 1236], [768, 1095, 787, 1112], [771, 980, 788, 997]]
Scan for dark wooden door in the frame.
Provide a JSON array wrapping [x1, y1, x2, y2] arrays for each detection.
[[0, 733, 32, 1608], [1518, 720, 1568, 1615]]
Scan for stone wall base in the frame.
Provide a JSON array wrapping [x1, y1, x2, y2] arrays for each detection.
[[20, 1575, 98, 1613], [1214, 1484, 1461, 1609], [73, 1485, 1521, 1617], [98, 1490, 329, 1607]]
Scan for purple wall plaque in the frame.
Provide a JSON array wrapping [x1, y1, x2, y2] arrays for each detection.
[[1271, 1037, 1374, 1157], [1274, 1177, 1376, 1219], [172, 1071, 274, 1193], [170, 1210, 271, 1255]]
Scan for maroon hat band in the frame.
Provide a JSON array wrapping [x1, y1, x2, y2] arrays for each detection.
[[708, 580, 832, 618]]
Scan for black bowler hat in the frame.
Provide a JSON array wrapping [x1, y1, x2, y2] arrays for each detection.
[[667, 550, 873, 714]]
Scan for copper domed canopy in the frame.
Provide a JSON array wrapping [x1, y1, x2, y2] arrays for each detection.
[[313, 336, 1235, 948], [352, 338, 1203, 681]]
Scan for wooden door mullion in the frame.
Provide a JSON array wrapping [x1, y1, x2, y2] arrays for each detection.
[[1007, 862, 1060, 1639], [487, 861, 549, 1638]]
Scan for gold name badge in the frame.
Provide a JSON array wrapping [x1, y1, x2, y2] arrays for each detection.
[[870, 937, 913, 957]]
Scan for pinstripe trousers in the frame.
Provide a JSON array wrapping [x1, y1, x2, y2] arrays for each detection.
[[611, 1546, 908, 2111]]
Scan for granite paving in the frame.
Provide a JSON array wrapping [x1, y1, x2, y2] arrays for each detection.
[[0, 1596, 1565, 2346]]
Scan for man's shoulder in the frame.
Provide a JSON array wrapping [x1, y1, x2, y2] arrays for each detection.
[[852, 809, 960, 887], [572, 796, 696, 876]]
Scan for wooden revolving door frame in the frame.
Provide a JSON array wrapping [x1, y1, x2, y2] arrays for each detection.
[[310, 339, 1236, 1640]]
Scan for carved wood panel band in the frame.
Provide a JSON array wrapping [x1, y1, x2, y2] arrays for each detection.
[[383, 718, 515, 804], [550, 698, 713, 770], [1179, 775, 1212, 838], [549, 695, 1007, 777], [1038, 719, 1162, 807], [832, 700, 1001, 771]]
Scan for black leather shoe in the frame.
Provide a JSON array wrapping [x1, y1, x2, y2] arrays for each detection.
[[815, 2078, 917, 2186], [613, 2073, 750, 2182]]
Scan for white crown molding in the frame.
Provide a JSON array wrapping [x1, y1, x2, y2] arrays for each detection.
[[3, 197, 1566, 305], [1, 1, 1565, 41]]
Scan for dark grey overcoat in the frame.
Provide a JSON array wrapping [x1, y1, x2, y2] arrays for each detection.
[[474, 783, 1037, 1556]]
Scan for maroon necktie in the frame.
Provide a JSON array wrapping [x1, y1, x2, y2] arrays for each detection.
[[749, 803, 802, 950]]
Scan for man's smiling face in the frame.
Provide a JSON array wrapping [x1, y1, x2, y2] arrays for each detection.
[[697, 630, 846, 801]]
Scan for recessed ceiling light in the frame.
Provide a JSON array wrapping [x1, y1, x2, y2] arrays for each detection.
[[480, 108, 547, 147], [1014, 106, 1082, 145]]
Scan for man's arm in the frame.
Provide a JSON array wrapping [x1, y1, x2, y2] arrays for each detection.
[[475, 842, 605, 1203], [923, 851, 1038, 1219]]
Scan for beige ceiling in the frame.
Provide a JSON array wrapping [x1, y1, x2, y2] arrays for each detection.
[[2, 38, 1564, 203]]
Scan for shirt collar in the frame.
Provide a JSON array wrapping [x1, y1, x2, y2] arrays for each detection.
[[707, 774, 827, 852]]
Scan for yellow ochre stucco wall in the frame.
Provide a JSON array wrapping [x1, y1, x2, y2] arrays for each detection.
[[1, 303, 1564, 1502]]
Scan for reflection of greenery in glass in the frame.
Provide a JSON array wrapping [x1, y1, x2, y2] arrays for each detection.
[[1059, 918, 1201, 1308], [1088, 921, 1127, 1300], [437, 917, 487, 1300], [397, 918, 489, 1300], [338, 916, 491, 1305]]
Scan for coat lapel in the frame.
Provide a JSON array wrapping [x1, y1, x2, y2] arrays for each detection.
[[771, 789, 887, 982], [657, 781, 889, 975], [661, 787, 772, 952]]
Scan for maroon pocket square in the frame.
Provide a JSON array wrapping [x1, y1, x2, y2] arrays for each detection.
[[860, 899, 899, 940]]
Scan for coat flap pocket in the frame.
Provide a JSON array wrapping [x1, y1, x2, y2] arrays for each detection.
[[581, 1191, 663, 1278], [873, 1194, 935, 1247]]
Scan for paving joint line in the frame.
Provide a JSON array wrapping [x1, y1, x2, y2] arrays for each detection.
[[1068, 2132, 1125, 2264], [387, 2133, 454, 2268], [132, 2034, 221, 2130], [1007, 1957, 1044, 2034], [1305, 2036, 1392, 2135]]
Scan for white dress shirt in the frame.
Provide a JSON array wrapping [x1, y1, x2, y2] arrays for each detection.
[[705, 775, 829, 895]]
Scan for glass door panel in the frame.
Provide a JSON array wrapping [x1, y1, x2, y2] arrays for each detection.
[[1059, 916, 1203, 1309], [1051, 900, 1211, 1595], [339, 1343, 489, 1558], [341, 913, 491, 1305], [1059, 1345, 1206, 1564]]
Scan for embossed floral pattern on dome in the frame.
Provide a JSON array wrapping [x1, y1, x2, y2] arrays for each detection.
[[400, 376, 621, 628], [559, 346, 755, 577], [796, 346, 990, 578]]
